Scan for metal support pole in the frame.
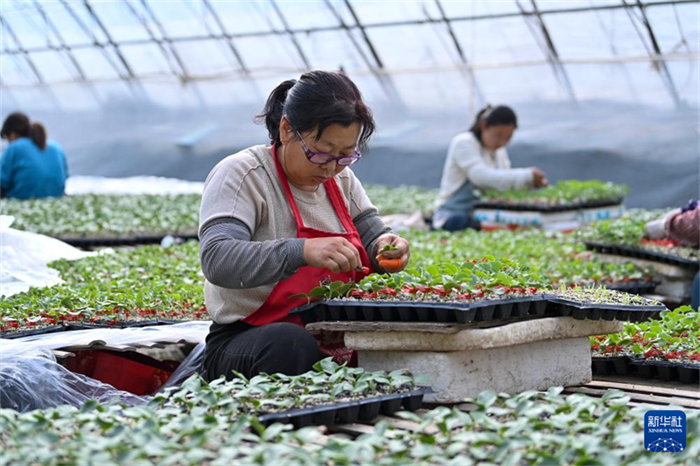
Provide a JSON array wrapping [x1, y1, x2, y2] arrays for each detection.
[[268, 0, 311, 69], [342, 0, 384, 69], [31, 0, 88, 81], [0, 15, 45, 84], [632, 0, 682, 107], [434, 0, 486, 105], [121, 0, 186, 82], [82, 0, 137, 79], [201, 0, 250, 76]]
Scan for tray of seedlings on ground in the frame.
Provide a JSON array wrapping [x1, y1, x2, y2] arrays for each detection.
[[291, 257, 665, 325], [579, 210, 700, 268], [0, 242, 207, 338], [476, 180, 629, 211], [174, 358, 431, 429], [406, 228, 657, 293], [0, 194, 201, 245], [591, 306, 700, 384], [2, 383, 698, 466]]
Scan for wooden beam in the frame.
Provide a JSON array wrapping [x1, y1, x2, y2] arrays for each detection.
[[585, 380, 700, 399], [564, 386, 700, 409]]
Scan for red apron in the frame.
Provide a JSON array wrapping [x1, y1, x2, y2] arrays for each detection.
[[242, 145, 374, 363]]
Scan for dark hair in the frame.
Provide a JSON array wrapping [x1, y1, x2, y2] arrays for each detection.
[[1, 112, 47, 150], [470, 105, 517, 143], [256, 70, 375, 150]]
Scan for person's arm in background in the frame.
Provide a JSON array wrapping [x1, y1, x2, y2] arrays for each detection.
[[451, 137, 538, 192], [666, 208, 700, 248], [469, 162, 535, 192], [0, 145, 15, 198]]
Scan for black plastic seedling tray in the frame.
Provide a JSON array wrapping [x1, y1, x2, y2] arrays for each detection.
[[0, 319, 184, 340], [59, 233, 199, 248], [475, 199, 622, 213], [256, 387, 432, 429], [592, 356, 699, 385], [585, 242, 699, 269], [292, 294, 663, 326], [293, 296, 548, 326], [542, 295, 664, 322]]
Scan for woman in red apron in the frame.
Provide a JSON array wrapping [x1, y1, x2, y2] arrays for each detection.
[[199, 71, 410, 381]]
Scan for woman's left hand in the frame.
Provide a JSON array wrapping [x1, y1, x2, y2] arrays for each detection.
[[374, 234, 410, 272]]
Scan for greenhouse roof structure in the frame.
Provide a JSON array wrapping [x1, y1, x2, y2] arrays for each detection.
[[1, 0, 697, 109]]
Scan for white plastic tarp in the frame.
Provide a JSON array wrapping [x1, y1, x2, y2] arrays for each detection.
[[0, 216, 96, 297], [65, 176, 204, 195]]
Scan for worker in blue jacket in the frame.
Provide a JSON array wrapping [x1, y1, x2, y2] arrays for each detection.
[[1, 112, 69, 199]]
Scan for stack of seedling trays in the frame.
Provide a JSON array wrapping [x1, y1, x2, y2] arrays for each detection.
[[585, 241, 700, 269], [292, 290, 666, 325]]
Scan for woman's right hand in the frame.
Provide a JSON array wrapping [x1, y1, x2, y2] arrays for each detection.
[[531, 168, 548, 188], [303, 237, 361, 273]]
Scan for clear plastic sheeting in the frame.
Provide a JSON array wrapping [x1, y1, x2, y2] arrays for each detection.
[[65, 176, 204, 195], [0, 322, 210, 412], [0, 216, 95, 297], [0, 347, 147, 413], [155, 342, 206, 394]]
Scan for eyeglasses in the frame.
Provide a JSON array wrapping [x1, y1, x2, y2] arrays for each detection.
[[295, 130, 362, 166]]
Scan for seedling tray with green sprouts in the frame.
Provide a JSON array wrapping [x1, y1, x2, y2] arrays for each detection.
[[585, 241, 699, 269], [579, 210, 700, 268], [291, 259, 666, 325], [404, 229, 654, 292], [257, 388, 432, 428], [543, 287, 665, 322], [476, 180, 629, 212], [0, 194, 201, 241], [590, 306, 699, 384], [0, 242, 207, 337], [182, 359, 430, 429]]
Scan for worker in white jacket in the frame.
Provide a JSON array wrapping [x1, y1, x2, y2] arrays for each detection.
[[432, 105, 548, 231]]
